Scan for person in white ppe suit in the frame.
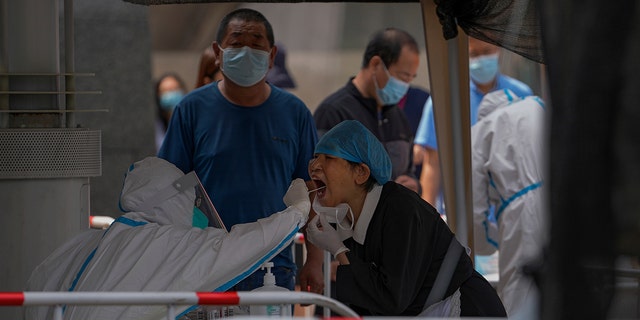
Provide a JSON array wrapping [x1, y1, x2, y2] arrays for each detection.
[[25, 156, 311, 320], [471, 89, 548, 317]]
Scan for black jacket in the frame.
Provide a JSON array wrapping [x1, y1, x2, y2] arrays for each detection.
[[314, 79, 416, 181]]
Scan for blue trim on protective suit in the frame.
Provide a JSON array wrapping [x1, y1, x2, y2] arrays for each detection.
[[532, 96, 545, 109], [62, 247, 97, 314], [484, 173, 543, 246], [65, 217, 147, 314], [495, 181, 543, 221], [176, 225, 301, 319], [68, 217, 147, 292], [481, 173, 499, 248], [504, 89, 514, 103], [68, 248, 96, 293], [214, 225, 299, 292], [483, 172, 501, 249], [114, 215, 148, 227], [482, 218, 500, 249]]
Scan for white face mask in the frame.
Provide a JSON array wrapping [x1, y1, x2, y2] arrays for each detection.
[[221, 46, 271, 87], [312, 197, 354, 233]]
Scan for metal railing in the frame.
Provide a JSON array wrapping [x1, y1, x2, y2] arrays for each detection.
[[0, 291, 359, 320]]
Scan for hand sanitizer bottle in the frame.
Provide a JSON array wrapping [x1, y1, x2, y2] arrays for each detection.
[[249, 262, 292, 317]]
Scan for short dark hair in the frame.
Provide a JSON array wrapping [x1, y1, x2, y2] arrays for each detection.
[[216, 8, 275, 47], [361, 27, 419, 68]]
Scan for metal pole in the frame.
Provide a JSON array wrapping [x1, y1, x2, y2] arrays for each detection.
[[419, 0, 473, 249], [53, 305, 62, 320], [166, 304, 176, 320], [2, 291, 360, 318], [323, 250, 331, 318], [447, 38, 470, 246], [64, 0, 75, 128]]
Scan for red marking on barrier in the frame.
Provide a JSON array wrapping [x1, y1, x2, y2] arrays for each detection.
[[0, 292, 24, 306], [197, 292, 240, 305]]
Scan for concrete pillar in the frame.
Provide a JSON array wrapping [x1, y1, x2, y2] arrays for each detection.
[[0, 1, 99, 318]]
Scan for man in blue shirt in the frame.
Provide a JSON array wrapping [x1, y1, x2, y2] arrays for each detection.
[[414, 37, 533, 212], [158, 8, 318, 291]]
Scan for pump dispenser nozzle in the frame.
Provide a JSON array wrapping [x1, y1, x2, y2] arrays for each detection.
[[261, 262, 276, 286], [249, 261, 291, 316]]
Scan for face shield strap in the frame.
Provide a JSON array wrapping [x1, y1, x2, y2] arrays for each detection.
[[136, 171, 199, 213]]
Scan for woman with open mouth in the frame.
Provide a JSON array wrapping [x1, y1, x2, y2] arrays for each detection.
[[304, 120, 506, 317]]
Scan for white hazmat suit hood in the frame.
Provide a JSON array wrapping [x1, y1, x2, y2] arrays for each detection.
[[119, 156, 195, 227], [25, 157, 310, 320]]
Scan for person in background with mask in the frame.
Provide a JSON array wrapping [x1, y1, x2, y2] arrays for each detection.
[[154, 72, 187, 151], [158, 8, 318, 292], [304, 120, 506, 317], [413, 37, 533, 277], [313, 27, 420, 193], [25, 157, 311, 320], [414, 37, 533, 211], [300, 28, 421, 303]]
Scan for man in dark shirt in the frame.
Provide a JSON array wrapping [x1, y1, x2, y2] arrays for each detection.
[[313, 27, 421, 193], [301, 28, 424, 304]]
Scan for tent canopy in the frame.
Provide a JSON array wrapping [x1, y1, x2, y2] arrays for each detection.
[[125, 0, 544, 64]]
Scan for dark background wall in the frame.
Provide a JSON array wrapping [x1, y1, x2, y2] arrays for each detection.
[[74, 0, 156, 216]]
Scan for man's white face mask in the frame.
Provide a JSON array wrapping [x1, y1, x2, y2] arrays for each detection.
[[312, 197, 354, 240]]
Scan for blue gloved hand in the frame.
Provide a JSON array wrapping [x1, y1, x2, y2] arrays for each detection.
[[306, 214, 349, 258]]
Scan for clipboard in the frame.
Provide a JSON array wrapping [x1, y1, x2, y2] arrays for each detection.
[[178, 172, 229, 233]]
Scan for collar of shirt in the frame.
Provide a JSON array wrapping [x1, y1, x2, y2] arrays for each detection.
[[346, 78, 399, 116], [353, 184, 383, 244]]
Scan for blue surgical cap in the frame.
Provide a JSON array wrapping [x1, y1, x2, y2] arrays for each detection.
[[315, 120, 392, 185]]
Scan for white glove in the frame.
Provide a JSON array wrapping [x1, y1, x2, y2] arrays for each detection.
[[283, 178, 310, 219], [306, 214, 349, 258]]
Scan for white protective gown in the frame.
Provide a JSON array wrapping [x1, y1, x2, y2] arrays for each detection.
[[471, 89, 548, 317], [25, 157, 308, 320]]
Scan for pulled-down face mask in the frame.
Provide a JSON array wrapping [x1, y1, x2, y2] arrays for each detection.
[[312, 197, 354, 240]]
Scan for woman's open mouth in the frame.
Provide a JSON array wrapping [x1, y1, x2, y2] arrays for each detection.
[[312, 179, 326, 198]]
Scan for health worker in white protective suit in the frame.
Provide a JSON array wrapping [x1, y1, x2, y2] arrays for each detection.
[[25, 156, 311, 320], [471, 89, 548, 317]]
